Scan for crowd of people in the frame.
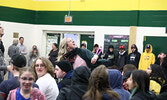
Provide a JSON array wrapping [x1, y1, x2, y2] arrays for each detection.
[[0, 26, 167, 100]]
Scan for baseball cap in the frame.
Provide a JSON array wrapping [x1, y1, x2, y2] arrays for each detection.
[[11, 54, 26, 68], [131, 44, 136, 49], [119, 45, 125, 49], [146, 44, 151, 49]]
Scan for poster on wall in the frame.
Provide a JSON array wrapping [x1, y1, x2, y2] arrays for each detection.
[[104, 35, 129, 54], [64, 33, 78, 46], [46, 33, 60, 57]]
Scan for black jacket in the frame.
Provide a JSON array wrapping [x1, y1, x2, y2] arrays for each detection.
[[56, 66, 91, 100], [127, 48, 141, 68], [116, 51, 128, 71], [130, 89, 157, 100]]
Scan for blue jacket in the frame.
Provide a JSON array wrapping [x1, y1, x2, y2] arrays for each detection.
[[58, 70, 73, 90], [108, 69, 130, 100]]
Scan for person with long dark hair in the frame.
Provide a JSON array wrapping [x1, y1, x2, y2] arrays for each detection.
[[127, 70, 156, 100], [146, 64, 166, 95], [48, 43, 59, 66], [83, 65, 120, 100]]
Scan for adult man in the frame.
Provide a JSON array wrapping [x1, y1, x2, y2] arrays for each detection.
[[17, 37, 27, 55], [8, 39, 19, 58], [55, 60, 73, 90], [127, 44, 141, 69], [139, 44, 155, 71], [0, 54, 38, 99], [0, 26, 5, 83]]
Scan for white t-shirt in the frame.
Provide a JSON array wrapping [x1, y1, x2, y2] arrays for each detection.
[[36, 73, 59, 100]]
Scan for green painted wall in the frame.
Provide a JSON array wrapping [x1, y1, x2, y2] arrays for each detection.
[[0, 6, 167, 27]]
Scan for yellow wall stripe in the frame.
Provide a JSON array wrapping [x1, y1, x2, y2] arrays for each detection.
[[0, 0, 167, 11]]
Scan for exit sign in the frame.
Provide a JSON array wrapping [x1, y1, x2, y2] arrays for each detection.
[[64, 16, 73, 24]]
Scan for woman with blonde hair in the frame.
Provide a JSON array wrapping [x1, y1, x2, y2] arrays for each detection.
[[31, 57, 59, 100], [58, 37, 109, 70], [83, 65, 120, 100]]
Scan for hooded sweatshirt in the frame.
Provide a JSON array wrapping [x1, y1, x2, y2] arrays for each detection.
[[127, 46, 141, 69], [108, 69, 130, 100], [139, 44, 155, 71], [56, 66, 91, 100]]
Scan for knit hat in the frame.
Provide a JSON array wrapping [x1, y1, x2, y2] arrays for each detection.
[[11, 54, 26, 68], [56, 60, 72, 73]]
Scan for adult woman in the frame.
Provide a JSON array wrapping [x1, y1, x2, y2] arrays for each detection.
[[58, 37, 108, 70], [146, 64, 166, 95], [48, 43, 59, 66], [83, 65, 120, 100], [7, 67, 46, 100], [28, 45, 39, 66], [32, 57, 59, 100], [127, 70, 156, 100]]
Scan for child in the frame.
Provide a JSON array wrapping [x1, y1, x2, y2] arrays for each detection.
[[7, 67, 46, 100]]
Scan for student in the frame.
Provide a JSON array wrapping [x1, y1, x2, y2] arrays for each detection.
[[55, 60, 73, 90], [139, 44, 155, 71], [83, 65, 120, 100], [127, 44, 141, 69], [108, 69, 130, 100], [0, 54, 38, 99], [7, 67, 46, 100], [57, 66, 91, 100], [31, 57, 59, 100], [115, 45, 128, 71], [146, 64, 166, 95], [127, 70, 156, 100], [103, 45, 115, 66]]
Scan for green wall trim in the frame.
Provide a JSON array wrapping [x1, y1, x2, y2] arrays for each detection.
[[0, 6, 167, 27]]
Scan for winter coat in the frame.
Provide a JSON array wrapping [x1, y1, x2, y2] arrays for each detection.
[[116, 51, 128, 71], [56, 66, 91, 100]]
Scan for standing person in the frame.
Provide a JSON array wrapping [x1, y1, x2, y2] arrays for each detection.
[[92, 44, 102, 59], [48, 43, 59, 66], [8, 39, 20, 79], [139, 44, 155, 71], [83, 65, 120, 100], [146, 64, 166, 95], [127, 44, 141, 69], [28, 45, 39, 66], [103, 45, 115, 66], [8, 39, 20, 58], [127, 70, 156, 100], [155, 52, 167, 83], [108, 69, 130, 100], [7, 67, 46, 100], [57, 66, 91, 100], [55, 60, 73, 90], [17, 37, 27, 55], [57, 37, 108, 70], [115, 45, 128, 71], [31, 57, 59, 100], [0, 26, 5, 83]]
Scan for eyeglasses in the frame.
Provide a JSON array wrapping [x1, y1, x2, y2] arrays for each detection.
[[21, 77, 34, 81], [34, 64, 45, 67]]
